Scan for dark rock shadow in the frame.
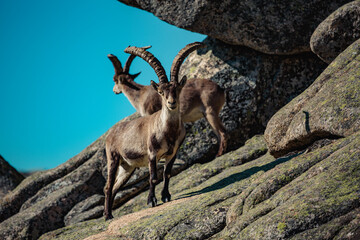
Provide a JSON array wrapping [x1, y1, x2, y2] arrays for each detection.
[[181, 37, 327, 163], [178, 152, 301, 199], [303, 111, 311, 133]]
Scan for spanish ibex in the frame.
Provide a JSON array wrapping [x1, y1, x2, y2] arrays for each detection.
[[108, 43, 227, 156], [104, 43, 201, 220]]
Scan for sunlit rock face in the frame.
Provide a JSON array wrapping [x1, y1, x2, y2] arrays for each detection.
[[2, 1, 360, 239], [310, 1, 360, 63], [0, 155, 24, 198], [178, 37, 326, 164], [265, 38, 360, 158], [40, 134, 360, 240], [118, 0, 351, 54]]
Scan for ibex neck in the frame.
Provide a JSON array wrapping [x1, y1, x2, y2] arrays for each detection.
[[122, 82, 144, 111], [160, 105, 181, 127]]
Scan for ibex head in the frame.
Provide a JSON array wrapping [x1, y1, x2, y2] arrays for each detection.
[[107, 46, 151, 94], [124, 42, 204, 111], [150, 76, 187, 111]]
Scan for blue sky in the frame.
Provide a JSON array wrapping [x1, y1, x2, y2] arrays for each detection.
[[0, 0, 205, 172]]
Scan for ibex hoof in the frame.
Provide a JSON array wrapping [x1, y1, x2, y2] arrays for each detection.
[[147, 197, 157, 207], [161, 196, 171, 203], [216, 146, 226, 157], [161, 192, 171, 203], [104, 214, 114, 221]]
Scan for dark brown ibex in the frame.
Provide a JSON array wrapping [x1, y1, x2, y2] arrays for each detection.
[[108, 43, 227, 156], [104, 43, 201, 220]]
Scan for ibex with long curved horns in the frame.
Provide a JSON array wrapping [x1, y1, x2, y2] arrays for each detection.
[[104, 43, 201, 220], [108, 43, 227, 156]]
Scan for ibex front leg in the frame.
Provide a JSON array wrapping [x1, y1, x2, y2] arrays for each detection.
[[148, 154, 158, 207], [161, 155, 176, 203]]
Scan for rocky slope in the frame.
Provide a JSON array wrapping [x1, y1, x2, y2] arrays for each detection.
[[1, 1, 360, 239], [39, 132, 360, 240], [177, 37, 325, 165], [0, 155, 24, 198], [0, 52, 320, 238], [0, 12, 328, 240], [265, 38, 360, 157], [310, 0, 360, 63], [40, 30, 360, 240], [39, 21, 359, 240]]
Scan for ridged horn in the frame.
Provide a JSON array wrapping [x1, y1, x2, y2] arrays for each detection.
[[107, 54, 123, 75], [124, 46, 168, 84], [123, 46, 152, 73], [170, 42, 205, 83]]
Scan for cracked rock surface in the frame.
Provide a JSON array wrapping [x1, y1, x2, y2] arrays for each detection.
[[0, 155, 24, 198], [265, 38, 360, 158], [40, 132, 360, 240], [310, 1, 360, 63], [118, 0, 351, 54], [2, 1, 360, 239], [178, 37, 326, 164]]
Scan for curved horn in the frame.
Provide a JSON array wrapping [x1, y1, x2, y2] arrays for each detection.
[[170, 42, 205, 83], [123, 46, 152, 73], [124, 46, 168, 84], [107, 54, 123, 75]]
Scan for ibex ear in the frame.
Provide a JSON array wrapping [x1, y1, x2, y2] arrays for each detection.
[[150, 80, 159, 91], [179, 75, 187, 86], [130, 72, 141, 81], [117, 75, 124, 83]]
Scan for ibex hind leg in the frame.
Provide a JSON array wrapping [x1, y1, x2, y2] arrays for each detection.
[[111, 164, 136, 206], [104, 151, 120, 220], [204, 110, 227, 157]]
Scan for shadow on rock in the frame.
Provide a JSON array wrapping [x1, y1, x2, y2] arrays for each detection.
[[179, 152, 302, 198]]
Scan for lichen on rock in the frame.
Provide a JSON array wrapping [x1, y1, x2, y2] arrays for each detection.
[[265, 38, 360, 158], [40, 132, 360, 240], [118, 0, 352, 54], [179, 37, 326, 164], [0, 155, 24, 198], [310, 1, 360, 63]]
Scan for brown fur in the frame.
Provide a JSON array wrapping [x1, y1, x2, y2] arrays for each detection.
[[124, 151, 144, 160], [104, 43, 225, 220], [108, 47, 227, 156], [104, 81, 186, 220], [112, 76, 227, 156]]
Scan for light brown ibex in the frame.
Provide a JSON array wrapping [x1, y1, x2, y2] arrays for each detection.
[[108, 43, 227, 156], [104, 43, 201, 220]]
